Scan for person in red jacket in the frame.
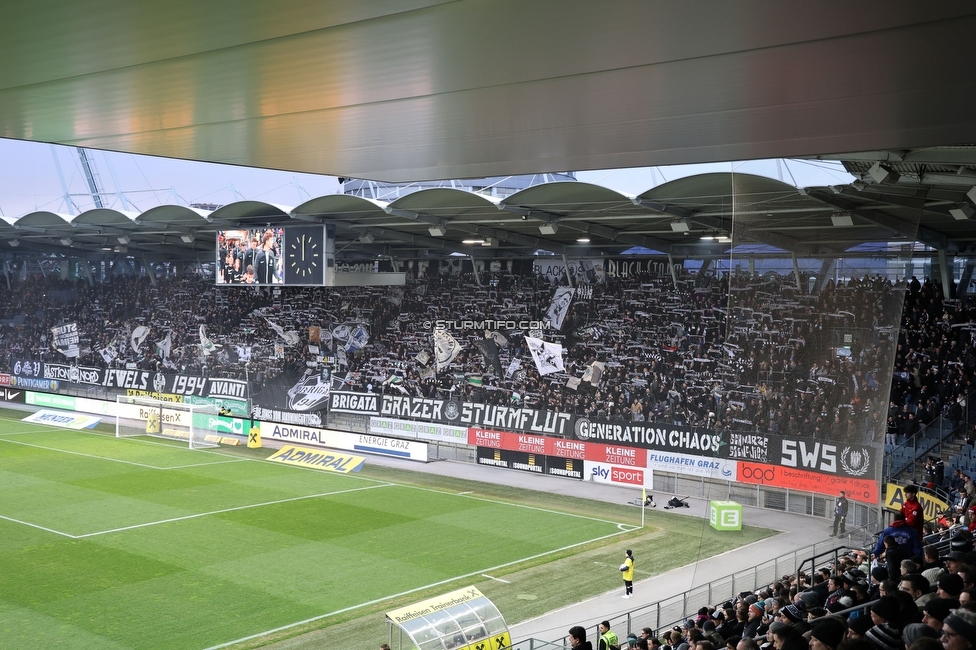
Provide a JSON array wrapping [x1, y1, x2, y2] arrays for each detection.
[[902, 484, 925, 539]]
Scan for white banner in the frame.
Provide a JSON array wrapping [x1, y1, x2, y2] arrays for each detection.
[[369, 417, 467, 445], [131, 325, 151, 353], [645, 450, 738, 480], [51, 322, 80, 358], [258, 421, 429, 462], [433, 328, 461, 371], [22, 409, 101, 429]]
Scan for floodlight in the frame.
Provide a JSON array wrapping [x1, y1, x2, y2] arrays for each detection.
[[117, 235, 131, 244], [670, 220, 690, 233], [60, 237, 73, 246], [967, 186, 976, 205], [360, 232, 374, 244], [428, 225, 447, 237], [180, 233, 195, 243], [539, 223, 558, 235], [831, 214, 854, 227], [868, 162, 899, 184], [8, 239, 18, 247], [949, 204, 976, 221]]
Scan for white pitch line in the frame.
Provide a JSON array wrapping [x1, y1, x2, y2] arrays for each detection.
[[0, 514, 77, 538], [0, 436, 169, 469], [203, 526, 632, 650], [457, 491, 474, 495], [0, 435, 248, 470], [481, 574, 511, 584], [73, 483, 393, 538]]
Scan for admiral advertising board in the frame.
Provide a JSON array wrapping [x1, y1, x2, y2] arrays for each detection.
[[42, 363, 248, 400], [257, 421, 429, 462], [330, 391, 573, 435]]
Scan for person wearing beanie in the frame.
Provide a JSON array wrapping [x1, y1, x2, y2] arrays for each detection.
[[778, 604, 804, 625], [941, 574, 967, 599], [922, 598, 958, 634], [742, 602, 764, 638], [848, 616, 874, 639], [870, 595, 901, 627], [942, 609, 976, 650], [902, 623, 939, 647], [809, 617, 847, 650]]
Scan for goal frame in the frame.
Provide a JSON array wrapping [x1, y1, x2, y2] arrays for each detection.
[[115, 395, 221, 449]]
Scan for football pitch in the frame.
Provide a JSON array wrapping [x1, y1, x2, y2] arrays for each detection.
[[0, 417, 638, 650]]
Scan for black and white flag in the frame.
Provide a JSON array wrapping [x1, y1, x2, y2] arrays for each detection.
[[131, 326, 151, 353], [433, 328, 461, 372], [473, 337, 504, 378], [52, 322, 80, 358], [546, 287, 575, 331], [525, 336, 565, 376], [581, 360, 605, 386]]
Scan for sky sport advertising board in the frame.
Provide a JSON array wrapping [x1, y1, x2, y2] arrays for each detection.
[[583, 461, 652, 488]]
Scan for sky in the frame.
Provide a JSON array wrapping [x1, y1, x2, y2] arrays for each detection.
[[0, 138, 856, 220]]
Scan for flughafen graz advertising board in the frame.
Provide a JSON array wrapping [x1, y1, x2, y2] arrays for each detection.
[[329, 391, 879, 502]]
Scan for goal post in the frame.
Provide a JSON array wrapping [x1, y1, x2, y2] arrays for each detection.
[[115, 395, 221, 449]]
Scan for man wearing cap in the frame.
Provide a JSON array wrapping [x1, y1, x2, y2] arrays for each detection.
[[902, 484, 925, 540], [942, 608, 976, 650], [831, 490, 849, 537]]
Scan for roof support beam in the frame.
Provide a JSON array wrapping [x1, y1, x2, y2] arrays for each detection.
[[807, 189, 948, 251]]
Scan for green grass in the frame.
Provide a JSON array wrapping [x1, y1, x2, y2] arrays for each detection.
[[0, 414, 775, 649]]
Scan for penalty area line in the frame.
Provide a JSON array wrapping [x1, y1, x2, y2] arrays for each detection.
[[0, 514, 77, 538], [203, 527, 632, 650], [74, 483, 394, 538]]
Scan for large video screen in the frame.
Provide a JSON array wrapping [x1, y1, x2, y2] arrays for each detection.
[[217, 226, 328, 286]]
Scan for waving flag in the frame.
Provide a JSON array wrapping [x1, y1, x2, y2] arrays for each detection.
[[525, 336, 564, 376]]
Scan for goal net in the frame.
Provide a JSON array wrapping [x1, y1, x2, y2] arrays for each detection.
[[115, 395, 221, 449]]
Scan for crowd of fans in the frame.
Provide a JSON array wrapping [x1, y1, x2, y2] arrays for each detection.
[[0, 267, 973, 444], [568, 529, 976, 650]]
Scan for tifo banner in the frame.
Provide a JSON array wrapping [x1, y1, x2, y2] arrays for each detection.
[[725, 432, 877, 480], [267, 445, 366, 473], [23, 410, 101, 429], [645, 450, 738, 480], [583, 460, 653, 487], [41, 363, 247, 400], [258, 421, 429, 462], [331, 392, 574, 435], [574, 417, 724, 457], [735, 461, 879, 503], [883, 482, 949, 519]]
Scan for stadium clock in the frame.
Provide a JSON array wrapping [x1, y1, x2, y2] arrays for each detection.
[[284, 226, 325, 284]]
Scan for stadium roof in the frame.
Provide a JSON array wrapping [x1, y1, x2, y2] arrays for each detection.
[[2, 4, 976, 262], [4, 161, 976, 262]]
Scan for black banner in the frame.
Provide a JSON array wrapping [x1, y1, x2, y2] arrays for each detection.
[[0, 387, 26, 404], [725, 431, 876, 480], [573, 417, 725, 457], [41, 363, 248, 400], [329, 391, 574, 435]]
